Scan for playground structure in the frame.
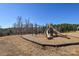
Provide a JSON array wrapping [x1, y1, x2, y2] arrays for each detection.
[[45, 24, 70, 39]]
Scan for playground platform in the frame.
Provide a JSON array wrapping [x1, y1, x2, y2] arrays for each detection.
[[22, 34, 79, 47]]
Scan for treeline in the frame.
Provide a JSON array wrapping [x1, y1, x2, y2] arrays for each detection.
[[52, 24, 79, 32], [0, 16, 79, 36], [12, 16, 46, 35], [0, 16, 46, 36]]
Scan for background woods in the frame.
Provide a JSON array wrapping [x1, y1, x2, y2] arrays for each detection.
[[0, 16, 79, 36]]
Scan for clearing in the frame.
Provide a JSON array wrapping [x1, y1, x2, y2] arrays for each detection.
[[0, 31, 79, 55]]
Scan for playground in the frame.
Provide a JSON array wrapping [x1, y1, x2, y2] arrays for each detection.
[[22, 31, 79, 47]]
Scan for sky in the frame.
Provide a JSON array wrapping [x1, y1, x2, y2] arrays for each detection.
[[0, 3, 79, 28]]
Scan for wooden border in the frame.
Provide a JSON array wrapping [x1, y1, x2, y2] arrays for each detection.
[[21, 36, 79, 47]]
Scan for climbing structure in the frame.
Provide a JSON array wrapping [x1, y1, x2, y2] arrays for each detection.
[[46, 24, 70, 39]]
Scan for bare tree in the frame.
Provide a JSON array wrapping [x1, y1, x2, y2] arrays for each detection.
[[16, 16, 23, 35], [29, 23, 33, 34], [13, 23, 17, 33], [25, 18, 31, 34], [34, 24, 38, 35]]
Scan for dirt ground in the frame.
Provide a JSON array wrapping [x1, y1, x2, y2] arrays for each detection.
[[0, 31, 79, 56]]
